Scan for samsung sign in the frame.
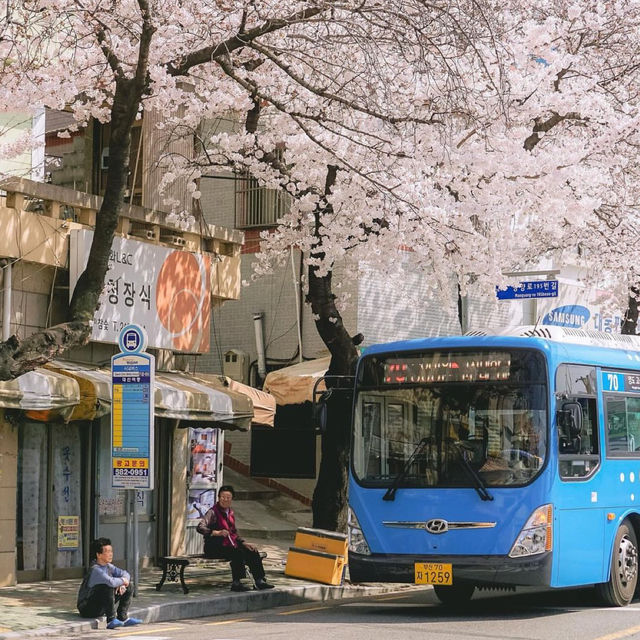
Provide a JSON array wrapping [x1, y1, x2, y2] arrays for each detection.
[[542, 305, 590, 329]]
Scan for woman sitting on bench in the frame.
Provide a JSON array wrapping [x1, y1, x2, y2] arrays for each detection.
[[196, 484, 274, 592]]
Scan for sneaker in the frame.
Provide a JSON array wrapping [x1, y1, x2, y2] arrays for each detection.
[[230, 581, 252, 592], [106, 618, 124, 629], [255, 579, 274, 590], [122, 617, 143, 626]]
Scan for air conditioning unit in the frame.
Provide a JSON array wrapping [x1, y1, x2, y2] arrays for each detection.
[[223, 349, 249, 383]]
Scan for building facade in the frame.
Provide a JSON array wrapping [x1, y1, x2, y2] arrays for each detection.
[[0, 160, 272, 586]]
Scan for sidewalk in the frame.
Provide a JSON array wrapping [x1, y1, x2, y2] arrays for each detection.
[[0, 538, 420, 639]]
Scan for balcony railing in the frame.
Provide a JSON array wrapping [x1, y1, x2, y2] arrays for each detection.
[[235, 174, 289, 229]]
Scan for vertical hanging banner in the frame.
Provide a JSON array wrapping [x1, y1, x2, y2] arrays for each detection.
[[111, 325, 155, 490]]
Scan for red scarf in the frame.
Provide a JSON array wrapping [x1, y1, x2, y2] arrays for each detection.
[[213, 503, 239, 548]]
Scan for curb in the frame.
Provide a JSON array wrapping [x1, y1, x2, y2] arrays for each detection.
[[0, 583, 422, 639]]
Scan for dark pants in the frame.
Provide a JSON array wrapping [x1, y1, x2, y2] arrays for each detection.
[[205, 541, 266, 582], [78, 584, 133, 622]]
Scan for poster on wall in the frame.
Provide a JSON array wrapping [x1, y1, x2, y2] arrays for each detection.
[[188, 428, 219, 524], [187, 488, 216, 520], [189, 428, 218, 487], [57, 515, 80, 550]]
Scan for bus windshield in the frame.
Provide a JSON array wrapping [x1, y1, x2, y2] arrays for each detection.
[[352, 349, 547, 489]]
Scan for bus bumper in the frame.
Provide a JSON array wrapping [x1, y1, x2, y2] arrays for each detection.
[[348, 551, 552, 587]]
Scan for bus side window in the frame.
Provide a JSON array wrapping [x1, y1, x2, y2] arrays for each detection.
[[556, 364, 599, 480], [558, 397, 599, 479], [605, 395, 640, 457]]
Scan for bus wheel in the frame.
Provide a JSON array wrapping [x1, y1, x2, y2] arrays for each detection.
[[596, 521, 638, 607], [433, 583, 475, 606]]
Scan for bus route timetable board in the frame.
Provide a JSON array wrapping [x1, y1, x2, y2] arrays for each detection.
[[111, 325, 155, 490]]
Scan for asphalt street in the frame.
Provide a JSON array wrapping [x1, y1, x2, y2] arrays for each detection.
[[62, 586, 640, 640]]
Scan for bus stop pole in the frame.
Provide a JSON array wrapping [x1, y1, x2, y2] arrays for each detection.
[[132, 491, 139, 597], [125, 490, 132, 577]]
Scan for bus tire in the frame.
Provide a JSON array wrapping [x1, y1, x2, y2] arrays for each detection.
[[596, 521, 638, 607], [433, 583, 475, 606]]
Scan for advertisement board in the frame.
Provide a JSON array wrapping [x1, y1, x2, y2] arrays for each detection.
[[536, 284, 623, 332], [70, 229, 211, 352]]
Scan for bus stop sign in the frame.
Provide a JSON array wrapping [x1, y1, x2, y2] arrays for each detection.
[[111, 324, 155, 490]]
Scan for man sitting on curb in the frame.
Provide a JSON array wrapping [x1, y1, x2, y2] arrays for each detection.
[[77, 537, 143, 629], [197, 484, 275, 592]]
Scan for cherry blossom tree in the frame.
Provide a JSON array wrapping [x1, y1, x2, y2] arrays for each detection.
[[162, 0, 640, 528], [2, 0, 640, 529]]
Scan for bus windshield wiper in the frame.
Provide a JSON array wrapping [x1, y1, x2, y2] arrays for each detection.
[[451, 441, 494, 502], [383, 437, 429, 501]]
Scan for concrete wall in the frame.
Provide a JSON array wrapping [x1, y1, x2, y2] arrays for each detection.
[[356, 263, 525, 344], [197, 252, 335, 378], [171, 427, 189, 556], [8, 263, 55, 339], [356, 265, 460, 345], [199, 172, 236, 230], [0, 413, 17, 586]]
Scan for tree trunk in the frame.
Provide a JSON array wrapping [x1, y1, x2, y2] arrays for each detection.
[[0, 79, 145, 380], [308, 263, 358, 532], [69, 80, 140, 321], [622, 287, 639, 335]]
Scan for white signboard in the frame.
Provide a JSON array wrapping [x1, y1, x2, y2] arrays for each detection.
[[70, 229, 211, 352], [536, 284, 623, 333]]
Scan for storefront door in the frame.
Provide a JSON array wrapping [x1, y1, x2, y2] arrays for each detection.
[[16, 421, 91, 582]]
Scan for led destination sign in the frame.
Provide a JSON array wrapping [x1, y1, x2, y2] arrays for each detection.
[[383, 353, 512, 384]]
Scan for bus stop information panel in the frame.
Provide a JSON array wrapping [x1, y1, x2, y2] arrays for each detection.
[[111, 325, 155, 490]]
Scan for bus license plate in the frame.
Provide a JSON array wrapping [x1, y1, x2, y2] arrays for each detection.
[[414, 562, 453, 585]]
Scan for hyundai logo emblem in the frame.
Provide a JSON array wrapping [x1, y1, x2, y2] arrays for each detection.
[[425, 519, 448, 534]]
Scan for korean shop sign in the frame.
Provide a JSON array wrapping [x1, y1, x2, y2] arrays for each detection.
[[70, 229, 211, 352], [111, 325, 155, 490]]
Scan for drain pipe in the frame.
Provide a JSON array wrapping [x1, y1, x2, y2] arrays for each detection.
[[253, 312, 267, 380], [1, 260, 11, 341]]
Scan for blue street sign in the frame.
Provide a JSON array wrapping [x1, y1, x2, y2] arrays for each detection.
[[496, 280, 559, 300]]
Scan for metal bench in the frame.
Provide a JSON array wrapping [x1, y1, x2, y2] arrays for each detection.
[[156, 552, 267, 594]]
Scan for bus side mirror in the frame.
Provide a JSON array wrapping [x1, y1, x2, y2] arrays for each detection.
[[557, 402, 583, 439], [312, 389, 332, 434]]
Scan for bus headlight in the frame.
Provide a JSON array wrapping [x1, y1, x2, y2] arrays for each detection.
[[348, 506, 371, 556], [509, 504, 553, 558]]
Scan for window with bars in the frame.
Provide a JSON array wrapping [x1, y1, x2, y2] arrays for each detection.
[[234, 173, 289, 229]]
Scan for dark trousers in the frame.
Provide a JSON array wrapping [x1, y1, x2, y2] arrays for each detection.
[[78, 584, 132, 622], [205, 541, 266, 582]]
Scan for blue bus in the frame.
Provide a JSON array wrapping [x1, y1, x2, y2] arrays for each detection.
[[347, 326, 640, 606]]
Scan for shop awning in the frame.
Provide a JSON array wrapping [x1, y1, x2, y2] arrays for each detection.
[[155, 372, 253, 429], [226, 377, 275, 427], [0, 368, 80, 421], [46, 361, 111, 422], [263, 357, 330, 405], [47, 361, 272, 430]]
